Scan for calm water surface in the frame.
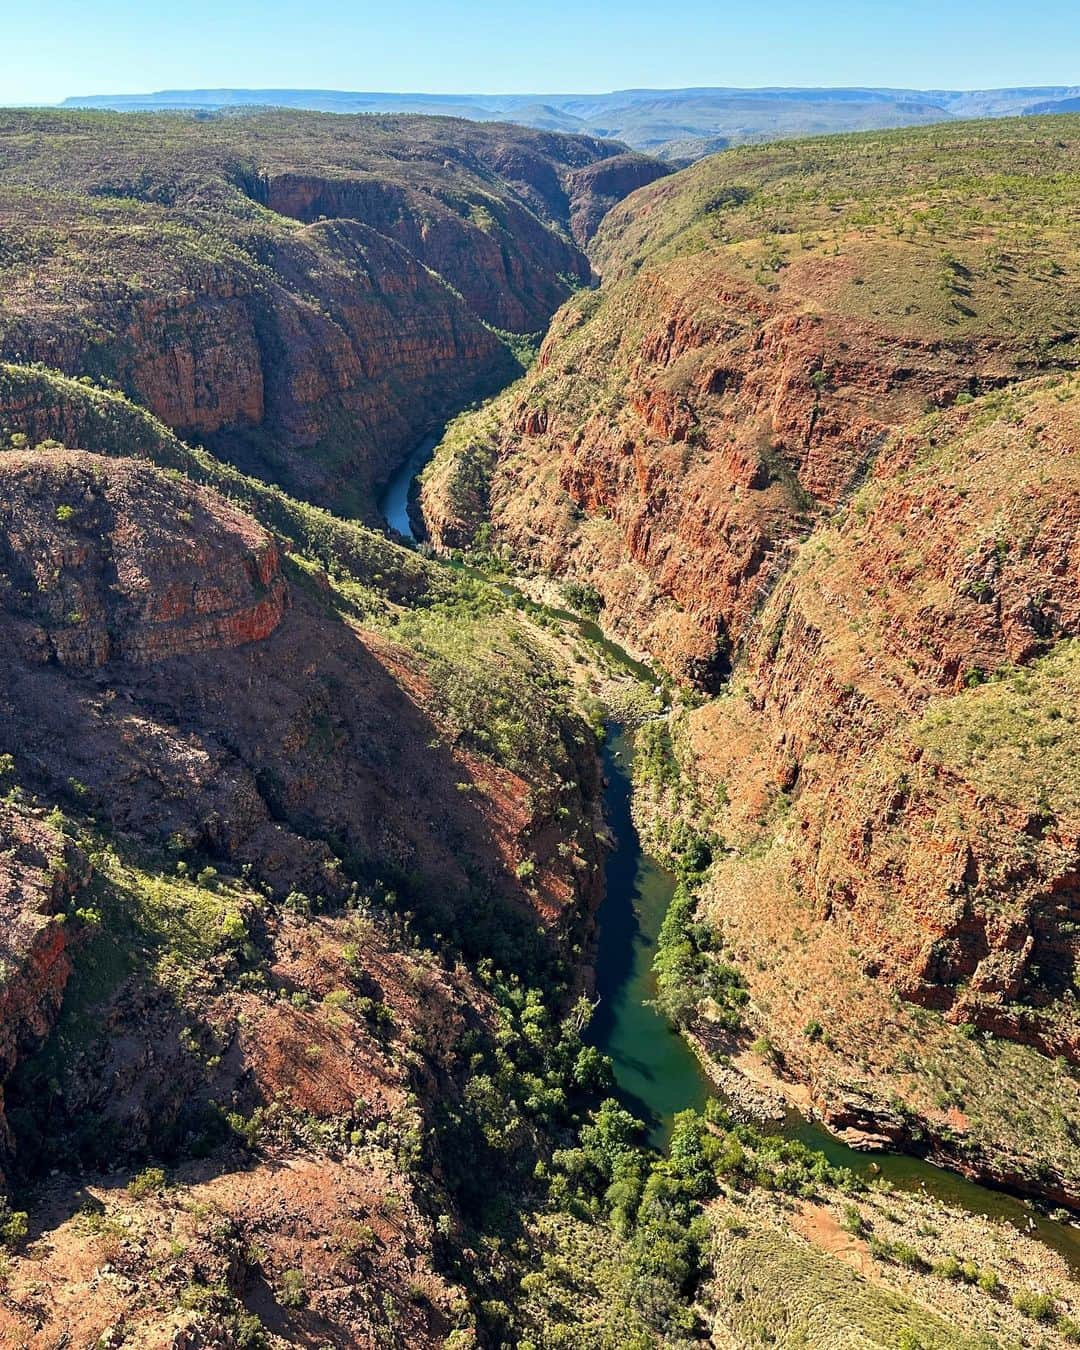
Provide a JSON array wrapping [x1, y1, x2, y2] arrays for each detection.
[[590, 723, 1080, 1269], [585, 724, 710, 1148], [379, 433, 439, 539]]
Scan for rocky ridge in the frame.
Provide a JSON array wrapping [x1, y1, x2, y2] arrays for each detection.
[[0, 425, 610, 1343], [421, 116, 1080, 683], [421, 117, 1080, 1203]]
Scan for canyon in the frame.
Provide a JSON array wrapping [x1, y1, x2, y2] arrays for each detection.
[[0, 106, 1080, 1347], [423, 116, 1080, 1206], [0, 109, 667, 512]]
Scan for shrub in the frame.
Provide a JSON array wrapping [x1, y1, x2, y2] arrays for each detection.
[[279, 1268, 306, 1308], [0, 1206, 28, 1248], [840, 1203, 869, 1237], [561, 581, 603, 617], [127, 1166, 168, 1198], [869, 1236, 927, 1270], [1011, 1289, 1056, 1321]]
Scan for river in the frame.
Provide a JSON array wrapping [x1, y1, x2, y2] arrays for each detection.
[[380, 433, 440, 539], [378, 438, 1080, 1269], [586, 722, 1080, 1266]]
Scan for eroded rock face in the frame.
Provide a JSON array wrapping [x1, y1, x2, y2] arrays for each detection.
[[258, 171, 589, 334], [0, 110, 667, 511], [422, 123, 1080, 683], [738, 383, 1080, 1046], [427, 272, 1056, 687], [0, 450, 287, 668], [418, 123, 1080, 1198], [0, 426, 606, 1342], [663, 380, 1080, 1196], [0, 804, 88, 1165]]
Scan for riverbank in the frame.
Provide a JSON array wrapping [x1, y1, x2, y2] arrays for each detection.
[[378, 430, 1080, 1296]]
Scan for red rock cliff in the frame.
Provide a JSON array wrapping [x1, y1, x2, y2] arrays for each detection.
[[0, 449, 287, 667]]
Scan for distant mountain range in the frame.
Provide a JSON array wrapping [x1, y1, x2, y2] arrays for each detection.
[[57, 85, 1080, 159]]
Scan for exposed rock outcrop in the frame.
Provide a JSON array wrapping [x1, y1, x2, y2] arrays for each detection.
[[422, 119, 1080, 683], [0, 804, 89, 1168], [0, 450, 287, 667], [421, 119, 1080, 1199]]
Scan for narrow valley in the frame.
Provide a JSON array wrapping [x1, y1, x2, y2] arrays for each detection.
[[0, 104, 1079, 1350]]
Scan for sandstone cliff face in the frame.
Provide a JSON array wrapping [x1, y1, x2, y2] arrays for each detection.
[[0, 448, 601, 919], [422, 121, 1080, 684], [0, 436, 606, 1343], [0, 805, 88, 1167], [566, 153, 675, 247], [717, 381, 1080, 1033], [420, 121, 1080, 1198], [0, 110, 666, 512], [257, 170, 589, 333], [0, 202, 513, 508], [658, 379, 1080, 1198]]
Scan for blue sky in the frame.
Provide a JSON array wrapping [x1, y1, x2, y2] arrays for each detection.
[[4, 0, 1079, 105]]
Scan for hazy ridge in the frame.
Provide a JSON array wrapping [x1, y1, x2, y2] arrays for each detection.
[[58, 83, 1080, 158]]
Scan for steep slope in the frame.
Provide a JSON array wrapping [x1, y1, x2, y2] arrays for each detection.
[[0, 449, 287, 666], [0, 110, 666, 511], [420, 118, 1080, 1204], [422, 116, 1080, 685], [5, 113, 1080, 1347], [0, 421, 611, 1345], [656, 378, 1080, 1198]]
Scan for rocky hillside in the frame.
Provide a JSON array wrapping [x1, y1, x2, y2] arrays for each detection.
[[5, 111, 1080, 1349], [420, 117, 1080, 1205], [0, 389, 617, 1342], [422, 116, 1080, 684], [0, 110, 666, 512], [0, 449, 287, 666], [670, 377, 1080, 1201]]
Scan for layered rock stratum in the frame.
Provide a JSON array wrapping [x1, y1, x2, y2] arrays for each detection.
[[0, 109, 667, 511], [3, 109, 1080, 1347], [424, 117, 1080, 683], [423, 116, 1080, 1202]]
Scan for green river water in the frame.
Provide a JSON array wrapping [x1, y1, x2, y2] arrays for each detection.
[[379, 442, 1080, 1271]]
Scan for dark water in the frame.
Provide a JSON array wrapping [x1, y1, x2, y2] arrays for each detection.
[[585, 724, 711, 1148], [591, 723, 1080, 1269], [378, 433, 439, 539], [379, 435, 1080, 1268]]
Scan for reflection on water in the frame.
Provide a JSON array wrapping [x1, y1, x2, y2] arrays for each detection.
[[378, 434, 439, 540], [585, 723, 710, 1148]]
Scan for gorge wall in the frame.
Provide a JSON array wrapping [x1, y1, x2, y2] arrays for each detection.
[[421, 116, 1080, 1200], [0, 110, 667, 513]]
